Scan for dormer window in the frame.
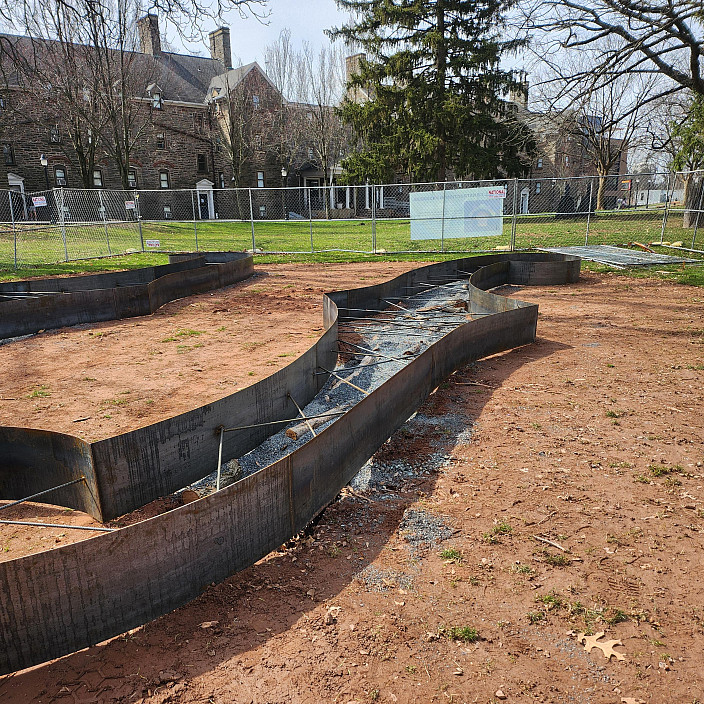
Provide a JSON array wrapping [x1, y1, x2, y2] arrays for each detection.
[[147, 83, 163, 109], [537, 157, 543, 169], [252, 94, 260, 109], [50, 126, 61, 143]]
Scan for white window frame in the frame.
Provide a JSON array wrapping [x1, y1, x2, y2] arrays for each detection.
[[92, 168, 103, 187], [159, 170, 170, 189], [256, 171, 264, 188], [152, 92, 163, 109], [54, 167, 67, 187]]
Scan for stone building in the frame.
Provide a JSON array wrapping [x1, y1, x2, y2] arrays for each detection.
[[0, 14, 343, 219]]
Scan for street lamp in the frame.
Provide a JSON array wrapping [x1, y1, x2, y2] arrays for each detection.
[[40, 153, 50, 190]]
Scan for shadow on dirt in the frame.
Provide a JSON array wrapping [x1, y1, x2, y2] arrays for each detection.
[[1, 337, 572, 702]]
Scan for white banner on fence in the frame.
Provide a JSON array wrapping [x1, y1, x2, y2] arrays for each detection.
[[32, 196, 47, 208], [410, 186, 505, 240]]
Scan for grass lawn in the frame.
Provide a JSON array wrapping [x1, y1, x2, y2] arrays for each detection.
[[1, 206, 702, 285]]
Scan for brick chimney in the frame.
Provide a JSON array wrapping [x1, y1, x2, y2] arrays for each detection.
[[345, 53, 367, 104], [138, 14, 161, 56], [209, 27, 232, 70]]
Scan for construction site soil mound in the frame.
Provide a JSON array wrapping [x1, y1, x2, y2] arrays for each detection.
[[1, 264, 703, 703]]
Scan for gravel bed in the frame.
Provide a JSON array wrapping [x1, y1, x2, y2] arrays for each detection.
[[181, 279, 474, 497], [398, 508, 455, 549]]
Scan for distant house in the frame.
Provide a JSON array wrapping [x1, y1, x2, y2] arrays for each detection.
[[0, 14, 345, 219]]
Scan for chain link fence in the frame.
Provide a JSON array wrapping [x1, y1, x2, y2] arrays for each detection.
[[1, 171, 703, 268]]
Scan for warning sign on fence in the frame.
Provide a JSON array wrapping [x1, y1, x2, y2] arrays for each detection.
[[125, 200, 136, 210], [32, 196, 47, 207], [146, 239, 161, 248]]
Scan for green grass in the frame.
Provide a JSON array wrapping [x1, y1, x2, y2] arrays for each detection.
[[2, 209, 703, 284]]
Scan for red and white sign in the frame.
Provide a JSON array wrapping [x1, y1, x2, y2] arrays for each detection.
[[487, 187, 507, 199], [32, 196, 47, 207], [125, 200, 136, 210], [146, 239, 161, 248]]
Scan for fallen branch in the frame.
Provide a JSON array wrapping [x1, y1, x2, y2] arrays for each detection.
[[533, 535, 571, 553]]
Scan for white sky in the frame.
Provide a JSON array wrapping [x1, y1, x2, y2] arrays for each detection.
[[174, 0, 350, 66]]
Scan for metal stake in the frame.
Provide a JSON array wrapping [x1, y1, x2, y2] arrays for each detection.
[[215, 426, 224, 491], [0, 477, 86, 512], [249, 187, 256, 252], [98, 189, 111, 255], [0, 519, 114, 532]]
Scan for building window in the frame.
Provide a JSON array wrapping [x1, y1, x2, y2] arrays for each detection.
[[219, 172, 225, 189], [92, 169, 103, 187], [152, 92, 162, 109], [50, 126, 61, 143], [0, 96, 6, 111], [256, 171, 264, 188], [252, 94, 260, 109], [215, 135, 222, 152], [194, 114, 204, 133], [2, 143, 14, 166], [159, 170, 170, 189], [54, 166, 67, 187], [197, 153, 207, 173], [156, 132, 165, 150], [259, 205, 266, 218], [128, 169, 137, 188], [307, 111, 313, 121], [254, 134, 262, 149], [308, 147, 314, 161], [536, 182, 541, 194], [163, 204, 172, 219], [564, 155, 569, 167], [537, 157, 543, 169]]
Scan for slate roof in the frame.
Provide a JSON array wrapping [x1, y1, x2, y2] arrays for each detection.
[[0, 32, 229, 104]]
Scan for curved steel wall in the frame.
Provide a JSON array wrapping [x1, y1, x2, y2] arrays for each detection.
[[0, 252, 253, 340], [0, 253, 579, 674]]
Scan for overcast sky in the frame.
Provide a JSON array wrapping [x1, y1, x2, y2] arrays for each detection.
[[175, 0, 349, 66]]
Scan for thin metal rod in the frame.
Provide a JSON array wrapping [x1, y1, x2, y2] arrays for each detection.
[[338, 341, 410, 362], [215, 426, 224, 491], [318, 367, 370, 395], [222, 411, 347, 433], [0, 520, 115, 532], [0, 477, 86, 512], [288, 392, 317, 437], [341, 328, 429, 337], [317, 359, 396, 374], [339, 316, 457, 328]]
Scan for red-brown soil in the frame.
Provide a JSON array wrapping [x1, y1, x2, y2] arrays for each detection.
[[1, 264, 703, 704]]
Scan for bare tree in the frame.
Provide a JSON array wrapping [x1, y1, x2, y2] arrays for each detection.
[[519, 0, 703, 102], [297, 42, 349, 217], [534, 47, 659, 209]]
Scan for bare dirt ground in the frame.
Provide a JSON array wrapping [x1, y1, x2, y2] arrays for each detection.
[[1, 263, 703, 704]]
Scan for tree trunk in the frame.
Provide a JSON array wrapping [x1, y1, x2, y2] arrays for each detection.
[[682, 174, 696, 228], [596, 175, 607, 211]]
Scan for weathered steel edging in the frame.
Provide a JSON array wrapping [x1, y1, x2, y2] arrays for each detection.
[[0, 253, 579, 673]]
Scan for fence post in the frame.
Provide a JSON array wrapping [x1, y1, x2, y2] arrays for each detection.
[[659, 173, 674, 244], [191, 189, 199, 251], [371, 184, 377, 253], [692, 177, 704, 249], [440, 182, 447, 253], [58, 189, 68, 261], [135, 191, 144, 251], [248, 188, 256, 252], [510, 179, 518, 251], [98, 189, 112, 255], [308, 186, 314, 253], [585, 179, 594, 246], [8, 191, 17, 269]]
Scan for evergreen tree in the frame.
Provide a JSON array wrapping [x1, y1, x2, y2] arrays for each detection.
[[330, 0, 534, 183]]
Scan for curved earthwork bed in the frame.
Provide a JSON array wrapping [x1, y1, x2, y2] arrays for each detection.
[[0, 252, 580, 674]]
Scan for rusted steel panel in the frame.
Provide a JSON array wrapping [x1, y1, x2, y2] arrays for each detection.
[[0, 427, 101, 520], [0, 253, 252, 339], [0, 253, 579, 674]]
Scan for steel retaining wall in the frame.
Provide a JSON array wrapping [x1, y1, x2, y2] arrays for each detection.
[[0, 252, 253, 339], [0, 253, 579, 674]]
